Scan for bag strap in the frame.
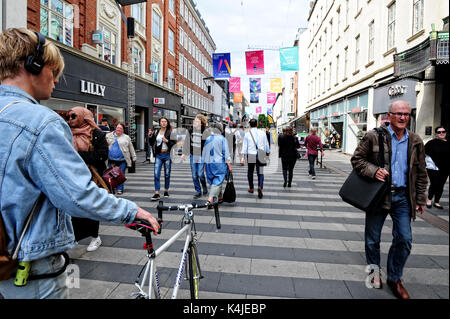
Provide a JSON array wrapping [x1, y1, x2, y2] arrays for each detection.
[[12, 193, 46, 260], [0, 100, 28, 116], [249, 130, 259, 150], [375, 128, 385, 168]]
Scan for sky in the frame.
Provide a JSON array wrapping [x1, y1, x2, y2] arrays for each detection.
[[193, 0, 310, 116]]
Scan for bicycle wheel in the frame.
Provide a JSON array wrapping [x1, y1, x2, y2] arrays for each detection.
[[188, 242, 201, 299]]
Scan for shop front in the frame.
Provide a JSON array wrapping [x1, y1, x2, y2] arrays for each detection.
[[43, 45, 181, 150]]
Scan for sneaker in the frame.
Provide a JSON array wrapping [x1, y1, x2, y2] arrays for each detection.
[[369, 270, 383, 289], [193, 192, 202, 199], [311, 176, 316, 180], [164, 191, 169, 198], [86, 237, 102, 252], [151, 193, 160, 201]]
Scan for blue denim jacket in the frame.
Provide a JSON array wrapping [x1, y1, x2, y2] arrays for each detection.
[[0, 85, 138, 262]]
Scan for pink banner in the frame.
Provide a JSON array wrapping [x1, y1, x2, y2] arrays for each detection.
[[229, 77, 241, 93], [267, 93, 276, 104], [245, 50, 265, 75], [255, 106, 262, 114]]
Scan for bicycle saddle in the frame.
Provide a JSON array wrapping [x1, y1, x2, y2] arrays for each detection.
[[125, 219, 155, 236]]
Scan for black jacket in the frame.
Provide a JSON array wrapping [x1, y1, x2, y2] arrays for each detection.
[[78, 128, 108, 173], [278, 134, 300, 161], [150, 128, 176, 155]]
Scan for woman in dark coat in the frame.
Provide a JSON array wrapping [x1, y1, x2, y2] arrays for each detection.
[[425, 126, 449, 209], [278, 126, 300, 187], [68, 106, 109, 251]]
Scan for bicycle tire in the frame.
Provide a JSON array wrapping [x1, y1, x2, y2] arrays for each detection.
[[188, 242, 200, 299]]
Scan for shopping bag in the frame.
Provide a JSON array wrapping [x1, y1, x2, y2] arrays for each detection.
[[222, 172, 236, 203]]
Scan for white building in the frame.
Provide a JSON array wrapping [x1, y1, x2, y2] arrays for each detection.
[[298, 0, 449, 154]]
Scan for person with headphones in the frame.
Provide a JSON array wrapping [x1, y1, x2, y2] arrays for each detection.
[[0, 28, 160, 299]]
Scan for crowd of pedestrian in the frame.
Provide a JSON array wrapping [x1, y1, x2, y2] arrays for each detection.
[[0, 28, 448, 300]]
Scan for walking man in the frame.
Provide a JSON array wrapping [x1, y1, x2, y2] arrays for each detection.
[[242, 119, 270, 198], [304, 128, 324, 179], [351, 100, 427, 299]]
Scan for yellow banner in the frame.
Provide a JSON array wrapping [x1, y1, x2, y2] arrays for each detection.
[[270, 78, 282, 93]]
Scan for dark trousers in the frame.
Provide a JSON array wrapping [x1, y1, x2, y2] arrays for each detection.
[[427, 169, 449, 203], [248, 163, 264, 189], [281, 159, 296, 184], [308, 154, 317, 176]]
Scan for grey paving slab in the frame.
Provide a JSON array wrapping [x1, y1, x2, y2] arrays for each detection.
[[292, 278, 353, 299]]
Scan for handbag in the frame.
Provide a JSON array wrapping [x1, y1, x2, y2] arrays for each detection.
[[128, 161, 136, 173], [248, 130, 268, 166], [339, 128, 388, 213], [102, 165, 126, 193], [222, 172, 236, 203]]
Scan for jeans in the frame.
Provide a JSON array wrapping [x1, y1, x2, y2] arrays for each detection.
[[308, 154, 317, 176], [190, 155, 207, 194], [0, 254, 68, 299], [108, 160, 127, 192], [247, 163, 264, 189], [154, 152, 172, 191], [364, 189, 412, 282]]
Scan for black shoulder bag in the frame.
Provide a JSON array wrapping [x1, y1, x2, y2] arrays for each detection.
[[339, 128, 388, 213]]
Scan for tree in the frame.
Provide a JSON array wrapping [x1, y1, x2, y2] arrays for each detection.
[[257, 114, 268, 128]]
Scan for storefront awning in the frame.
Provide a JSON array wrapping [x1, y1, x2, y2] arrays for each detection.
[[394, 38, 431, 79]]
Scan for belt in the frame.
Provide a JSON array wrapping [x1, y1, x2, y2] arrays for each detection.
[[160, 149, 169, 153], [391, 186, 406, 192]]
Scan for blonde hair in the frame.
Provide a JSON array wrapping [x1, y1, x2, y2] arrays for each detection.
[[0, 28, 64, 80], [195, 114, 207, 127]]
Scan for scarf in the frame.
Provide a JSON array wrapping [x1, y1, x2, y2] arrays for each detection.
[[69, 106, 99, 152]]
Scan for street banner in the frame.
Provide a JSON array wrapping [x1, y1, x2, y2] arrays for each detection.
[[229, 77, 241, 92], [279, 47, 299, 71], [233, 91, 243, 103], [255, 106, 262, 114], [245, 50, 264, 75], [250, 93, 259, 103], [212, 53, 231, 78], [267, 92, 276, 104], [270, 78, 282, 93], [267, 106, 273, 115], [249, 78, 261, 93]]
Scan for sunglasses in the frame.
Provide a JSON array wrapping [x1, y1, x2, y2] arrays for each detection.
[[70, 113, 77, 120], [437, 130, 446, 134]]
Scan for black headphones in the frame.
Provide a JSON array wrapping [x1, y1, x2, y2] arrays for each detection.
[[24, 31, 46, 75]]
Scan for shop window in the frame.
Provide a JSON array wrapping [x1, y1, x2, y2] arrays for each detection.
[[40, 0, 74, 47], [153, 107, 177, 128], [98, 105, 124, 129]]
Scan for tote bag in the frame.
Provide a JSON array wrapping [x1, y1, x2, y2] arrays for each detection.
[[339, 128, 388, 213], [222, 172, 236, 203]]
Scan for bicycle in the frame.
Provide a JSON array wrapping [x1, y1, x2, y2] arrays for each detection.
[[125, 199, 221, 299]]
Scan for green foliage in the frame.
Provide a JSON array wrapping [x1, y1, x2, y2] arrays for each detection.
[[257, 114, 268, 128]]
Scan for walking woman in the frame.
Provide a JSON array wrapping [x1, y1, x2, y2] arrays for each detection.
[[425, 126, 449, 209], [278, 126, 300, 187], [202, 123, 232, 205], [150, 117, 176, 201], [68, 106, 108, 251], [106, 123, 136, 195], [188, 114, 209, 199]]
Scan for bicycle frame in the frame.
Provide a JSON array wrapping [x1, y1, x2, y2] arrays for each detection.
[[133, 222, 194, 299]]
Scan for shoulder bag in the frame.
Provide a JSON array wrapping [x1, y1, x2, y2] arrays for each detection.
[[249, 130, 268, 166], [222, 172, 236, 203], [339, 128, 388, 213]]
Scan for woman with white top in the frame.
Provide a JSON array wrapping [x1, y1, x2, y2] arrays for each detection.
[[149, 117, 176, 201]]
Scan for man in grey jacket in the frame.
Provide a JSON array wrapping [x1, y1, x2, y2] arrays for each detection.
[[351, 100, 427, 299]]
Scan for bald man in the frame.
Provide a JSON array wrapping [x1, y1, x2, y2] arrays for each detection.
[[351, 100, 427, 299]]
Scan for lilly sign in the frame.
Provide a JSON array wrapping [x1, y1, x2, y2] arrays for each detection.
[[213, 53, 231, 78]]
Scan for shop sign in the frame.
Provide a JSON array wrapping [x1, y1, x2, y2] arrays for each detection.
[[351, 107, 361, 113], [332, 112, 340, 117], [388, 85, 407, 97], [319, 115, 325, 119], [80, 80, 105, 97], [153, 98, 165, 105]]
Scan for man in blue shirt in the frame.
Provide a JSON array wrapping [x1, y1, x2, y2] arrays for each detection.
[[352, 100, 427, 299]]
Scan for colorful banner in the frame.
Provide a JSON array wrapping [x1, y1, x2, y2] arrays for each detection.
[[279, 47, 299, 71], [212, 53, 231, 78], [233, 92, 243, 103], [270, 78, 282, 93], [229, 77, 241, 93], [245, 50, 264, 75], [267, 106, 273, 115], [250, 93, 259, 103], [255, 106, 262, 114], [249, 78, 261, 93], [267, 92, 277, 104]]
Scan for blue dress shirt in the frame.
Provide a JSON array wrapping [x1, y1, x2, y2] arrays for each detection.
[[387, 125, 409, 187]]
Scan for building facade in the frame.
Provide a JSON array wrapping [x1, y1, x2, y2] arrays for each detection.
[[298, 0, 449, 153]]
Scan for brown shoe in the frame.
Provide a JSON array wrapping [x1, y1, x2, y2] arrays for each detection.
[[387, 279, 410, 299], [248, 189, 254, 193]]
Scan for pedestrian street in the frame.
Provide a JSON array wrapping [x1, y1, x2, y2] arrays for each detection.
[[68, 150, 449, 299]]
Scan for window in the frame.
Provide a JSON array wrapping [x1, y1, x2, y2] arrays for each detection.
[[133, 46, 143, 76], [344, 47, 348, 78], [168, 68, 175, 90], [152, 10, 161, 41], [169, 0, 175, 14], [180, 0, 184, 17], [131, 4, 143, 25], [345, 0, 350, 27], [355, 35, 360, 71], [336, 55, 339, 83], [368, 21, 374, 62], [99, 25, 118, 65], [336, 6, 341, 36], [413, 0, 424, 34], [179, 27, 183, 46], [387, 2, 396, 50], [328, 62, 332, 89], [168, 28, 175, 53], [151, 57, 160, 83], [179, 53, 184, 75], [40, 0, 74, 46]]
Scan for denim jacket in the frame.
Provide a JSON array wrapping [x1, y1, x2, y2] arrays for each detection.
[[0, 85, 138, 262]]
